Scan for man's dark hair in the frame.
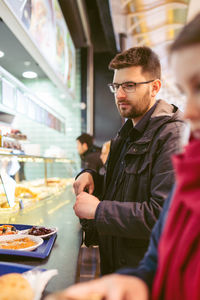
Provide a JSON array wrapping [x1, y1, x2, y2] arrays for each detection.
[[109, 46, 161, 79], [169, 13, 200, 53], [76, 133, 94, 148]]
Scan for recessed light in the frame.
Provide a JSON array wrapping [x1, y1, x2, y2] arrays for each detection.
[[0, 51, 5, 58], [60, 94, 66, 99], [80, 102, 86, 110], [22, 71, 38, 79], [24, 61, 31, 66]]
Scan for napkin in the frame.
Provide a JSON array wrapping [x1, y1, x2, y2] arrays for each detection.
[[23, 269, 58, 300]]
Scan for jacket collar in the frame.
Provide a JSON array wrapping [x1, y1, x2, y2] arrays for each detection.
[[118, 99, 183, 143]]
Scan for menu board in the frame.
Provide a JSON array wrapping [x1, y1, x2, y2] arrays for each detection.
[[4, 0, 76, 92], [1, 74, 65, 132], [16, 89, 28, 114], [27, 98, 37, 120], [2, 78, 15, 109], [67, 31, 76, 92], [53, 0, 68, 83], [2, 0, 24, 19], [28, 0, 55, 65]]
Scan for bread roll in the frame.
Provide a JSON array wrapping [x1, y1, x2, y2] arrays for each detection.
[[44, 291, 102, 300], [0, 273, 34, 300]]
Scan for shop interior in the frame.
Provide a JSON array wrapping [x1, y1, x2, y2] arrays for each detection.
[[0, 0, 199, 299]]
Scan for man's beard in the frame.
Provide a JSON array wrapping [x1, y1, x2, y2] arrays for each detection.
[[117, 88, 151, 119]]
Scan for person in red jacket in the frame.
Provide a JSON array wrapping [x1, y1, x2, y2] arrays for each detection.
[[44, 12, 200, 300]]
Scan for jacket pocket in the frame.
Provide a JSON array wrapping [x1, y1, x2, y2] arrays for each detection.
[[125, 158, 150, 175], [123, 151, 151, 202], [125, 142, 151, 174]]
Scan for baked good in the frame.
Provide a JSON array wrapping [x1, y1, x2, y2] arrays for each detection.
[[0, 273, 34, 300], [44, 291, 102, 300]]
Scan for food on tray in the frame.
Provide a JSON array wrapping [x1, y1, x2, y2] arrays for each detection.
[[28, 226, 54, 236], [47, 177, 61, 184], [0, 202, 10, 208], [0, 192, 6, 198], [6, 129, 27, 140], [0, 237, 37, 250], [0, 193, 8, 207], [46, 178, 69, 190], [15, 186, 37, 199], [46, 177, 62, 187], [0, 273, 34, 300], [0, 225, 17, 235]]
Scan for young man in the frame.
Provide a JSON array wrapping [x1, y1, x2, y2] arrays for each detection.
[[76, 133, 103, 173], [45, 13, 200, 300], [73, 47, 185, 275]]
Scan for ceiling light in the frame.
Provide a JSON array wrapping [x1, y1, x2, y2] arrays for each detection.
[[59, 94, 66, 99], [22, 71, 38, 79], [24, 61, 31, 66], [0, 51, 5, 58], [80, 102, 86, 110]]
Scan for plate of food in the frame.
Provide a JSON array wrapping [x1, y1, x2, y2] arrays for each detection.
[[0, 224, 58, 239], [19, 226, 58, 239], [0, 224, 18, 235], [0, 224, 57, 258], [0, 234, 43, 251]]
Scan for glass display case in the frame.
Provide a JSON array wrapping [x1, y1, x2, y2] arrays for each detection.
[[0, 150, 76, 222]]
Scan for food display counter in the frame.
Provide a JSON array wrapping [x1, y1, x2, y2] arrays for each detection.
[[0, 186, 82, 297]]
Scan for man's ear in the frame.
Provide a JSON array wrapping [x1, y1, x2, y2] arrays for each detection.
[[83, 142, 88, 151], [151, 79, 161, 97]]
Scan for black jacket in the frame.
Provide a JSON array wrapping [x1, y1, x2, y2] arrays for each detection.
[[80, 145, 103, 173], [80, 100, 186, 275], [117, 186, 175, 289]]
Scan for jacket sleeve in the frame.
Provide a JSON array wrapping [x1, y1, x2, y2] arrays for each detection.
[[83, 153, 103, 172], [75, 168, 104, 197], [116, 188, 174, 289], [95, 122, 185, 239], [80, 219, 99, 247], [75, 169, 104, 246]]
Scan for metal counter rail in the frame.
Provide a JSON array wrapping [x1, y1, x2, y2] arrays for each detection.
[[0, 149, 74, 163]]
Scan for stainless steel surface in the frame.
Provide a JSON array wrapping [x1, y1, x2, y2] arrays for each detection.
[[0, 186, 82, 293]]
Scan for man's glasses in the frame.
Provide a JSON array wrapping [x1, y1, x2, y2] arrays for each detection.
[[108, 80, 155, 93]]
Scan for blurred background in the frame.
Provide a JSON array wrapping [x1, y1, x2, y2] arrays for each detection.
[[0, 0, 199, 178]]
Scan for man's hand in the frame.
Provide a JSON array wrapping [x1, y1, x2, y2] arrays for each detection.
[[73, 173, 94, 196], [73, 192, 100, 219], [44, 274, 150, 300]]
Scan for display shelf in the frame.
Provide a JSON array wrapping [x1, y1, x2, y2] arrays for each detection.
[[0, 148, 74, 164], [0, 148, 75, 185]]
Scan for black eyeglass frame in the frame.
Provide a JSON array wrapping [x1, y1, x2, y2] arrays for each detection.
[[108, 80, 155, 93]]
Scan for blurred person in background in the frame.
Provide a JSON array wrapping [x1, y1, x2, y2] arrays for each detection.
[[99, 140, 111, 175], [72, 46, 186, 275], [100, 140, 111, 165], [45, 12, 200, 300], [76, 133, 103, 173]]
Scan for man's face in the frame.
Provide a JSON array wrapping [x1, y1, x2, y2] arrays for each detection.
[[76, 140, 87, 155], [171, 44, 200, 136], [113, 66, 155, 123]]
